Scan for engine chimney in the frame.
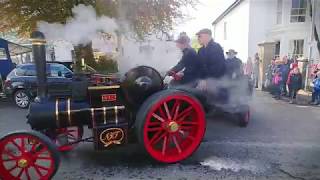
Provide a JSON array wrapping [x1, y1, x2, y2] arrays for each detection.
[[30, 31, 47, 101]]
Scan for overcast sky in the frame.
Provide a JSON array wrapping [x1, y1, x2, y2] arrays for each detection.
[[174, 0, 234, 37]]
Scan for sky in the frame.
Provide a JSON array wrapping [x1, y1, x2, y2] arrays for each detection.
[[174, 0, 235, 38]]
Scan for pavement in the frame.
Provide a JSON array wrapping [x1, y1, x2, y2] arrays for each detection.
[[0, 91, 320, 179]]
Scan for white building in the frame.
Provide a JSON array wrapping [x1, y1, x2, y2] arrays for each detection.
[[212, 0, 319, 63]]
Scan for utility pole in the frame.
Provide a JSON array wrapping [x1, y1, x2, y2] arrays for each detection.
[[305, 0, 316, 90]]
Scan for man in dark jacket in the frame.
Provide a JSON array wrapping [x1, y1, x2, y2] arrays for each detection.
[[225, 49, 243, 79], [195, 28, 226, 90], [167, 34, 201, 85]]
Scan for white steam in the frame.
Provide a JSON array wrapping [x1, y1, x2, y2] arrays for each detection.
[[38, 4, 118, 49], [37, 4, 179, 73]]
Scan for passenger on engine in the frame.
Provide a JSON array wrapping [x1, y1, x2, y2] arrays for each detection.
[[195, 28, 226, 91], [225, 49, 243, 79], [166, 33, 201, 85]]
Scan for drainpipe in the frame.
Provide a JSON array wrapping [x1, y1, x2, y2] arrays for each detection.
[[305, 0, 316, 90]]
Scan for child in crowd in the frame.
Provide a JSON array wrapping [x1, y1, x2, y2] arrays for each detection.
[[287, 63, 299, 98], [273, 68, 282, 100], [311, 71, 320, 105], [286, 67, 302, 104]]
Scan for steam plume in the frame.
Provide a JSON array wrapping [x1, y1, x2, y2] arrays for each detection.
[[38, 4, 118, 49]]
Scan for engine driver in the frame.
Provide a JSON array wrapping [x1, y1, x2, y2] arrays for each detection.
[[167, 33, 201, 85]]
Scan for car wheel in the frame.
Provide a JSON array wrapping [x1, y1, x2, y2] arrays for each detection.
[[14, 90, 31, 109]]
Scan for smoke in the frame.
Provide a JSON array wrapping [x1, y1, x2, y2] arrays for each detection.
[[169, 75, 253, 113], [37, 4, 179, 73], [204, 76, 253, 113], [38, 4, 118, 52], [118, 38, 181, 74]]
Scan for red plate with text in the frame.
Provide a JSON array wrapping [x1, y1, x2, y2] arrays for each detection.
[[102, 94, 117, 102]]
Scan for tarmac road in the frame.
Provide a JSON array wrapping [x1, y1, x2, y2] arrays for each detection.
[[0, 91, 320, 180]]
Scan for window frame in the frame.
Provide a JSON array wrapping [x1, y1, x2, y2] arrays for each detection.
[[290, 0, 307, 23], [276, 0, 283, 24], [289, 39, 304, 58], [48, 64, 72, 78], [15, 65, 37, 77]]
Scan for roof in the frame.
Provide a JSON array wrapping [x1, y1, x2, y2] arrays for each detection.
[[0, 38, 31, 56], [212, 0, 244, 25]]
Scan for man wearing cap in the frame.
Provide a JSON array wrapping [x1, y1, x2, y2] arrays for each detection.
[[196, 28, 226, 90], [225, 49, 243, 79], [166, 34, 201, 85]]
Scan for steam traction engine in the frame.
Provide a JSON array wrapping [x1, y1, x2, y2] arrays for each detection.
[[0, 32, 207, 179]]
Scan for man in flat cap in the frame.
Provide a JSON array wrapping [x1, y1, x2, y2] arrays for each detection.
[[196, 28, 226, 90], [225, 49, 243, 79], [166, 33, 201, 85]]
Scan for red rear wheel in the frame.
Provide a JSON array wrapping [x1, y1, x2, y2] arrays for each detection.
[[136, 90, 206, 163], [239, 110, 250, 127], [0, 131, 60, 180], [55, 126, 83, 152]]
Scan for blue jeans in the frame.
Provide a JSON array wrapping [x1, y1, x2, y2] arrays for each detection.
[[312, 90, 320, 103], [274, 84, 281, 98]]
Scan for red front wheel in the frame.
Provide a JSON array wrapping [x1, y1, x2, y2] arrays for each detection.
[[0, 131, 60, 180], [135, 90, 206, 163]]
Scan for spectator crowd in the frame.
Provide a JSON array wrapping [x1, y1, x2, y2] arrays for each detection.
[[258, 55, 320, 105]]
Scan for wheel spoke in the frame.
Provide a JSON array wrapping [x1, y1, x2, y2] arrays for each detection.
[[179, 130, 195, 141], [30, 142, 40, 152], [161, 135, 168, 155], [11, 140, 23, 152], [148, 121, 162, 127], [147, 127, 163, 132], [149, 131, 167, 145], [36, 156, 52, 161], [26, 168, 31, 180], [7, 165, 18, 172], [180, 126, 194, 131], [176, 106, 193, 123], [17, 168, 24, 178], [158, 105, 167, 120], [34, 164, 43, 177], [152, 113, 165, 122], [163, 102, 172, 121], [172, 101, 181, 121], [175, 132, 184, 143], [21, 138, 25, 152], [172, 135, 182, 154], [3, 149, 17, 158], [180, 121, 198, 125], [34, 164, 50, 171], [3, 157, 18, 162]]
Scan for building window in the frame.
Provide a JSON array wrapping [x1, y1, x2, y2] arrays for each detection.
[[276, 0, 282, 24], [275, 41, 280, 57], [290, 0, 307, 23], [289, 39, 304, 57], [223, 22, 227, 40]]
